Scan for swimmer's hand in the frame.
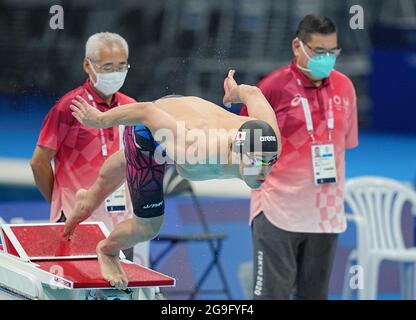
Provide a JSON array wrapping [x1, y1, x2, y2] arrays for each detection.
[[223, 69, 241, 108], [70, 95, 108, 128], [63, 189, 94, 239]]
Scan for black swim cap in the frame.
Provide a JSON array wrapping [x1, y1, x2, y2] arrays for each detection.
[[232, 120, 279, 155]]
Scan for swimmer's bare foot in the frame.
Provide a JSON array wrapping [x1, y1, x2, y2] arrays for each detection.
[[96, 240, 128, 290], [63, 189, 93, 239]]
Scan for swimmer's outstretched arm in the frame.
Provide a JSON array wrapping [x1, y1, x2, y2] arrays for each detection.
[[63, 150, 126, 238], [223, 70, 281, 147], [70, 95, 180, 158], [70, 96, 180, 147], [70, 96, 155, 128]]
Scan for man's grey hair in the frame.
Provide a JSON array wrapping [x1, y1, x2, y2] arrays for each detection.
[[85, 32, 129, 61]]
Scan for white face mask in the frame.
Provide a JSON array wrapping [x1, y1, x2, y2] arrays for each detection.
[[88, 59, 128, 96]]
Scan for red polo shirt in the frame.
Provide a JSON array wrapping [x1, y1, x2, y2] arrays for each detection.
[[240, 60, 358, 233], [37, 79, 135, 228]]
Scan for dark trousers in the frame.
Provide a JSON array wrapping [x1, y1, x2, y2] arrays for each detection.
[[58, 211, 134, 261], [252, 212, 338, 300]]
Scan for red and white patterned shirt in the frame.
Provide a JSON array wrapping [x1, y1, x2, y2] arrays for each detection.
[[37, 79, 136, 230], [240, 60, 358, 233]]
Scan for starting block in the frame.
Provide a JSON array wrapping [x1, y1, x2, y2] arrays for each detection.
[[0, 222, 175, 300]]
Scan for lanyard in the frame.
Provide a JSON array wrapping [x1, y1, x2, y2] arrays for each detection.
[[85, 90, 122, 158], [297, 79, 334, 143]]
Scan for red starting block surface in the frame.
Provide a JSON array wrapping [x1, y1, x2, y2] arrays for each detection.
[[2, 223, 106, 260], [36, 260, 174, 289], [0, 222, 175, 290]]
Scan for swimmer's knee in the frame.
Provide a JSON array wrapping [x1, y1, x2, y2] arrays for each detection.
[[133, 215, 164, 241], [147, 220, 163, 240]]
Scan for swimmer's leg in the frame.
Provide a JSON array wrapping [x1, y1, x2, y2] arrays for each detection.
[[96, 215, 163, 290], [95, 125, 167, 289], [63, 150, 126, 238]]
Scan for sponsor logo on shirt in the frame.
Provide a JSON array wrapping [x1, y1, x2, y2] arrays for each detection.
[[291, 96, 301, 107], [333, 95, 341, 105], [334, 95, 349, 110]]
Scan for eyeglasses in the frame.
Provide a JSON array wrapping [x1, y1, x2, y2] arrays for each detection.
[[248, 154, 278, 167], [90, 60, 130, 73], [303, 42, 342, 57]]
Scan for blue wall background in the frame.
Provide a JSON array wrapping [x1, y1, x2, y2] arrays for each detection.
[[370, 25, 416, 134]]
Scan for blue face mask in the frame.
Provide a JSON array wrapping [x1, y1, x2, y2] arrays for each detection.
[[297, 41, 336, 79]]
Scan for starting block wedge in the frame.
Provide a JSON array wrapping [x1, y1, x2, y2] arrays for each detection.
[[0, 222, 175, 300]]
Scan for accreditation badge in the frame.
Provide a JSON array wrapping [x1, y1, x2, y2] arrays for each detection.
[[105, 183, 127, 212], [311, 143, 337, 185]]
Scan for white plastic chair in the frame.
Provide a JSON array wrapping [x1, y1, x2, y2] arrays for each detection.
[[342, 176, 416, 300]]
